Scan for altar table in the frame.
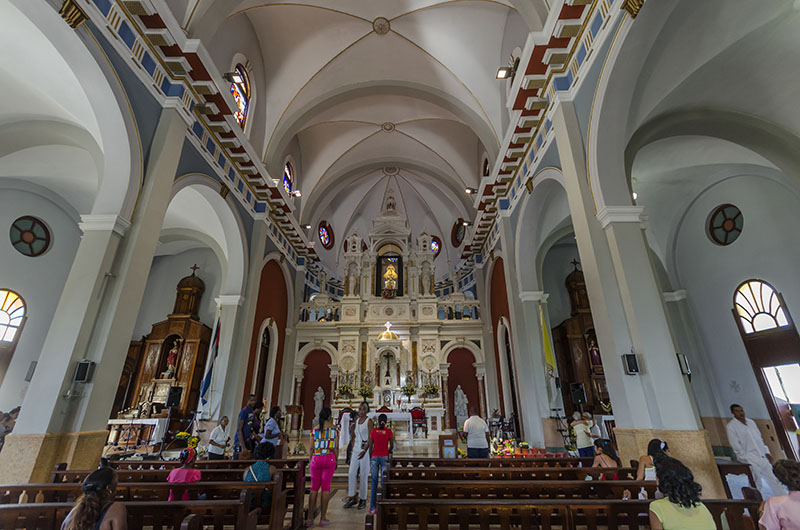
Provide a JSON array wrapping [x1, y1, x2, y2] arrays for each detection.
[[107, 418, 168, 448]]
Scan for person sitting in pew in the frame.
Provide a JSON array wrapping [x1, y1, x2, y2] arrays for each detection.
[[637, 438, 670, 481], [244, 441, 277, 510], [760, 459, 800, 530], [61, 467, 127, 530], [649, 457, 716, 530], [592, 438, 621, 480], [167, 448, 201, 501]]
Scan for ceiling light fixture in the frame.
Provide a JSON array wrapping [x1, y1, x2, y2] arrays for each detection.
[[223, 71, 243, 84], [302, 224, 312, 230], [465, 187, 478, 194], [496, 67, 512, 80], [632, 192, 638, 200], [462, 220, 473, 227], [292, 190, 302, 198]]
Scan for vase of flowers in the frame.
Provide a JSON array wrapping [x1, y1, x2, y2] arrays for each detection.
[[421, 383, 439, 398], [337, 383, 354, 400], [358, 384, 374, 401], [401, 381, 417, 403]]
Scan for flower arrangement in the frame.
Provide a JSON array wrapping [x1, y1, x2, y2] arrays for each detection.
[[175, 431, 200, 449], [337, 383, 354, 399], [400, 381, 417, 399], [358, 384, 374, 400], [456, 448, 467, 459], [421, 383, 439, 398]]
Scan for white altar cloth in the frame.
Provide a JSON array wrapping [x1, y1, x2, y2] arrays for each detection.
[[339, 411, 414, 448], [108, 418, 168, 444]]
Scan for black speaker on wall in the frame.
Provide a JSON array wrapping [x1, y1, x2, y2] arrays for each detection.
[[569, 382, 586, 405], [165, 386, 183, 408]]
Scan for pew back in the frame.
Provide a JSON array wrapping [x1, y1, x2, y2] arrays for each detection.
[[386, 466, 637, 481], [389, 457, 594, 468]]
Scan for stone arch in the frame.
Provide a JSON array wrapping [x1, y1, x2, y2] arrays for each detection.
[[439, 340, 484, 365], [251, 317, 280, 404]]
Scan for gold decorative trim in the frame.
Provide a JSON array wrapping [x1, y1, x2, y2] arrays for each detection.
[[60, 0, 88, 29], [220, 183, 230, 198], [621, 0, 644, 18]]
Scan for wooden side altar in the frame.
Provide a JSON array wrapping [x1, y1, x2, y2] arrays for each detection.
[[111, 266, 212, 441]]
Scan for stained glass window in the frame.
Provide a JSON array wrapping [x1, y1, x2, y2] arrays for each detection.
[[318, 221, 334, 249], [431, 236, 442, 258], [0, 289, 26, 343], [283, 162, 294, 194], [708, 204, 743, 246], [734, 280, 789, 334], [10, 216, 50, 257], [452, 219, 466, 247], [230, 65, 250, 128]]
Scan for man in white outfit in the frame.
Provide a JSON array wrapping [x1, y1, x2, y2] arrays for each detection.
[[726, 404, 786, 498]]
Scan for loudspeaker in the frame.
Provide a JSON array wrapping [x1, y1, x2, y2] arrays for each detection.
[[622, 353, 640, 375], [569, 382, 586, 405], [73, 360, 95, 383], [165, 386, 183, 408]]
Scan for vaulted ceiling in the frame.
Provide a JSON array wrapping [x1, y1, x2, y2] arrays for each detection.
[[191, 0, 527, 276]]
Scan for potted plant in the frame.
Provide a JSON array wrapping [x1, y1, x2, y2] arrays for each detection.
[[519, 441, 530, 455]]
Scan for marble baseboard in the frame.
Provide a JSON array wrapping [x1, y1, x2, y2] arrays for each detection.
[[0, 430, 107, 484]]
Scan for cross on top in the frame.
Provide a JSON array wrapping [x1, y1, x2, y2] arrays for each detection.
[[384, 321, 393, 333], [190, 264, 200, 274], [570, 259, 580, 270]]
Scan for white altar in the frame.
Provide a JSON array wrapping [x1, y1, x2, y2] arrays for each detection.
[[339, 411, 415, 448]]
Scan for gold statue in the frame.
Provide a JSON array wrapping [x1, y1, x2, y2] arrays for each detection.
[[383, 264, 398, 290]]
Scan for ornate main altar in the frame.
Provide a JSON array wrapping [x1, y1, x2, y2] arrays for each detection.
[[294, 192, 486, 434]]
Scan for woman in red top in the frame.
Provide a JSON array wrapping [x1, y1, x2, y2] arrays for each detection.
[[367, 414, 394, 514]]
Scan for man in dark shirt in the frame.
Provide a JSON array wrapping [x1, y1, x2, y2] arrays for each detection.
[[234, 394, 257, 459]]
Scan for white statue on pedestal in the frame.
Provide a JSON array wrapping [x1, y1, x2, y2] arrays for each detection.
[[421, 262, 432, 296], [347, 263, 359, 296], [454, 385, 469, 426], [313, 386, 325, 425]]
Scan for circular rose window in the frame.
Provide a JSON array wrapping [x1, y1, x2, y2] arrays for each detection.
[[10, 216, 51, 257], [318, 221, 334, 250], [707, 204, 743, 246]]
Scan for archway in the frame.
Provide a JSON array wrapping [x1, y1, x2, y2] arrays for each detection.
[[446, 349, 480, 429], [301, 349, 332, 429]]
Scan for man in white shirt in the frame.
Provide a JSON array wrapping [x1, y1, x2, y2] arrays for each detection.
[[463, 407, 490, 458], [726, 404, 786, 498], [207, 415, 230, 460]]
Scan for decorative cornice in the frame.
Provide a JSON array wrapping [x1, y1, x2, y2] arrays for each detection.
[[60, 0, 88, 29], [663, 290, 688, 303], [215, 295, 243, 307], [596, 206, 645, 229], [621, 0, 645, 18], [78, 215, 131, 237], [519, 291, 549, 303]]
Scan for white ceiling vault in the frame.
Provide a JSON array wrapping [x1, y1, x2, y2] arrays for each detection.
[[192, 0, 527, 277]]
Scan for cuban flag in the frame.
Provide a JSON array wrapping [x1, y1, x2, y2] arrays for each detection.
[[200, 319, 220, 405]]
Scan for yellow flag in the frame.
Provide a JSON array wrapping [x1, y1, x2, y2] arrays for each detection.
[[540, 305, 556, 371]]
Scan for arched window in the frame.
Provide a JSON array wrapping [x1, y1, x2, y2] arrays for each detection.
[[229, 64, 250, 128], [0, 289, 26, 343], [734, 280, 790, 334], [283, 162, 294, 194]]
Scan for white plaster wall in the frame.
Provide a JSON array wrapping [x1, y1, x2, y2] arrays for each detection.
[[0, 189, 80, 409], [132, 247, 222, 338], [674, 174, 800, 420], [541, 242, 580, 326]]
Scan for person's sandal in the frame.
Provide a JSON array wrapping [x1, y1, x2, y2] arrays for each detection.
[[305, 520, 314, 527], [319, 520, 330, 527]]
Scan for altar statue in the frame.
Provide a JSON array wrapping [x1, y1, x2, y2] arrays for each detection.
[[588, 340, 602, 367], [162, 340, 181, 378], [385, 194, 396, 211], [383, 264, 398, 291], [454, 385, 469, 426], [421, 262, 432, 296], [313, 386, 325, 425]]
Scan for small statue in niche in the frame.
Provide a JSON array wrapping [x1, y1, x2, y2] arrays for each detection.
[[383, 264, 398, 291], [588, 340, 603, 370], [162, 339, 182, 378], [421, 262, 433, 296], [363, 370, 373, 386], [348, 264, 360, 296], [385, 195, 396, 211]]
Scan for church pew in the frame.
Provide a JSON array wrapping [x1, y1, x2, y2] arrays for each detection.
[[54, 462, 306, 529], [1, 480, 286, 529], [368, 498, 761, 530], [381, 479, 660, 500], [386, 466, 638, 481], [0, 494, 259, 530], [389, 456, 595, 468], [109, 457, 303, 470]]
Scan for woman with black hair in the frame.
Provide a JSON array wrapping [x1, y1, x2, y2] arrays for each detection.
[[307, 407, 338, 527], [592, 438, 621, 480], [637, 438, 671, 481], [649, 457, 715, 529], [244, 441, 277, 510], [760, 459, 800, 530], [61, 467, 127, 530], [261, 406, 285, 448], [368, 413, 394, 514]]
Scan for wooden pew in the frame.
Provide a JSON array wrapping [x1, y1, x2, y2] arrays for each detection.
[[382, 479, 660, 500], [389, 456, 595, 468], [55, 461, 307, 529], [109, 457, 303, 470], [0, 493, 258, 530], [369, 498, 761, 530], [386, 466, 638, 481], [0, 481, 286, 529]]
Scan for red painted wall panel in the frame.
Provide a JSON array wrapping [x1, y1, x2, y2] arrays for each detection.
[[446, 348, 479, 428], [489, 258, 511, 415], [301, 349, 332, 429]]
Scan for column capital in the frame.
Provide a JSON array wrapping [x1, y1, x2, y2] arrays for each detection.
[[439, 363, 450, 373], [215, 295, 243, 307], [596, 206, 645, 229], [293, 364, 306, 380], [663, 290, 688, 303], [79, 215, 131, 237], [473, 362, 486, 378], [519, 291, 549, 303]]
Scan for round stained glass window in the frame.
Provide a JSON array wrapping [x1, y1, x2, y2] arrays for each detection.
[[707, 204, 743, 246], [430, 240, 439, 254], [318, 221, 334, 249], [10, 216, 51, 257], [451, 219, 466, 248]]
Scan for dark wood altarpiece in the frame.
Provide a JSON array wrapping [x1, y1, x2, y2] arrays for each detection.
[[551, 262, 612, 418], [111, 267, 212, 427]]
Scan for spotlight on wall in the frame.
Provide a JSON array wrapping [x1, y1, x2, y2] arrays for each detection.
[[291, 190, 302, 198], [496, 66, 512, 80], [462, 220, 473, 227], [465, 187, 478, 194], [632, 192, 638, 201], [302, 224, 312, 230], [223, 71, 244, 84]]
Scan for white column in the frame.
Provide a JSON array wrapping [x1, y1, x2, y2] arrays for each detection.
[[202, 295, 242, 420], [553, 100, 698, 430], [15, 108, 187, 435]]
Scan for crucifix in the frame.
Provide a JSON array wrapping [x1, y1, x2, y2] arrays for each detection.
[[190, 264, 200, 274], [570, 259, 580, 270]]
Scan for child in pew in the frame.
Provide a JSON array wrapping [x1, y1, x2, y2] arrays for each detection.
[[167, 447, 202, 501], [244, 441, 277, 510], [61, 467, 127, 530]]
